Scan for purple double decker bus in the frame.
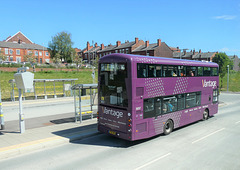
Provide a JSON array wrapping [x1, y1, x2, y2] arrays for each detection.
[[98, 54, 219, 141]]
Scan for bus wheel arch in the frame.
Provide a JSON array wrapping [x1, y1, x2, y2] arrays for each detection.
[[203, 109, 209, 120], [163, 119, 174, 135]]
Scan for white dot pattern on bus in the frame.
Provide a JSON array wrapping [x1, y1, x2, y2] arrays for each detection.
[[173, 77, 189, 95], [145, 78, 165, 98], [153, 111, 182, 134], [136, 57, 158, 64]]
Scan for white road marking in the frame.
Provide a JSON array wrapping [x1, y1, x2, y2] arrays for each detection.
[[235, 121, 240, 124], [192, 128, 225, 144], [134, 153, 171, 170]]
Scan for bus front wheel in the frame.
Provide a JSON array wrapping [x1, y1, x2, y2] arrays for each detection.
[[163, 119, 173, 135], [203, 109, 209, 120]]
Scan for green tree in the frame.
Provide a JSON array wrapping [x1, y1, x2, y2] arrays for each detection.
[[23, 50, 35, 64], [48, 31, 75, 63], [0, 49, 6, 62], [212, 52, 232, 89]]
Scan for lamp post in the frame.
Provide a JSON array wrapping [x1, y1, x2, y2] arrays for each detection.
[[227, 65, 229, 92]]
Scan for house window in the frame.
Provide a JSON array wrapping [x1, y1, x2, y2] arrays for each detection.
[[126, 49, 129, 54], [45, 52, 49, 56], [5, 48, 8, 54], [115, 50, 118, 53], [16, 57, 21, 63], [40, 58, 43, 64], [16, 49, 20, 55], [9, 49, 13, 55], [35, 51, 38, 56], [39, 51, 42, 56], [10, 56, 13, 61]]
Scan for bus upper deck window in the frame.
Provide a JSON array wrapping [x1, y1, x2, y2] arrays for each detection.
[[137, 64, 148, 78], [148, 65, 156, 78]]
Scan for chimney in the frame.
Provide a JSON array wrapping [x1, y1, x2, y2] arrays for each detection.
[[145, 40, 149, 47], [101, 43, 104, 50], [176, 47, 180, 52], [157, 39, 161, 46], [135, 37, 139, 44], [95, 42, 98, 47], [193, 49, 195, 55], [87, 41, 90, 50], [183, 49, 186, 55], [116, 41, 121, 47], [199, 49, 202, 53]]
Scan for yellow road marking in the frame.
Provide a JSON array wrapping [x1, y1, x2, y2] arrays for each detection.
[[0, 136, 63, 152]]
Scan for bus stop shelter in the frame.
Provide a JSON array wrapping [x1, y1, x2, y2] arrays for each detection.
[[71, 84, 98, 123]]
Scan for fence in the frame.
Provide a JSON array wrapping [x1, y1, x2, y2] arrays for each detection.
[[9, 79, 78, 101]]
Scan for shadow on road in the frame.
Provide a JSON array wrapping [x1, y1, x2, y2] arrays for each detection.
[[52, 123, 97, 137], [68, 117, 216, 148], [69, 131, 163, 148]]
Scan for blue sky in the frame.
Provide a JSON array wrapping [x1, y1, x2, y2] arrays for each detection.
[[0, 0, 239, 56]]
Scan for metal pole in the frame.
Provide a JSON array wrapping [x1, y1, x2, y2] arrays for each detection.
[[79, 88, 82, 123], [0, 83, 5, 130], [74, 89, 77, 122], [44, 80, 47, 99], [19, 89, 25, 133], [54, 81, 57, 98], [227, 65, 229, 92], [34, 81, 37, 100], [63, 81, 65, 97], [70, 81, 73, 97], [90, 87, 93, 119], [12, 81, 15, 101], [90, 87, 92, 111]]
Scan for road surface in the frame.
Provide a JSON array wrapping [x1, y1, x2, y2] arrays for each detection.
[[0, 92, 240, 169]]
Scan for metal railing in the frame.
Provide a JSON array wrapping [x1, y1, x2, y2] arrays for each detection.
[[72, 84, 98, 123], [9, 79, 78, 101]]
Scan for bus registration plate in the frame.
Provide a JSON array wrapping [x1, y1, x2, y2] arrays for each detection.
[[109, 130, 116, 135]]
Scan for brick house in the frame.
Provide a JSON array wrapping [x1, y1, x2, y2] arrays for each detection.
[[173, 49, 216, 62], [97, 37, 145, 58], [0, 31, 50, 63], [79, 41, 100, 62], [132, 39, 176, 57], [79, 37, 145, 63], [228, 55, 240, 71]]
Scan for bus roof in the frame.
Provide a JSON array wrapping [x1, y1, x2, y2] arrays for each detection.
[[100, 53, 218, 67]]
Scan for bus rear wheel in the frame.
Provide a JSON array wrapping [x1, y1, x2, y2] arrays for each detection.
[[163, 119, 173, 135], [203, 109, 209, 120]]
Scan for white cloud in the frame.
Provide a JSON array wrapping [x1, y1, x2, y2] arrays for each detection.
[[220, 48, 240, 55], [213, 15, 237, 20]]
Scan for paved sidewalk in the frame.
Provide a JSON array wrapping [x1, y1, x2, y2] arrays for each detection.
[[0, 118, 99, 160], [0, 96, 99, 160]]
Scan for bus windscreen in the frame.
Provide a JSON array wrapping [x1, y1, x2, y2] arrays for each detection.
[[99, 63, 128, 107]]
